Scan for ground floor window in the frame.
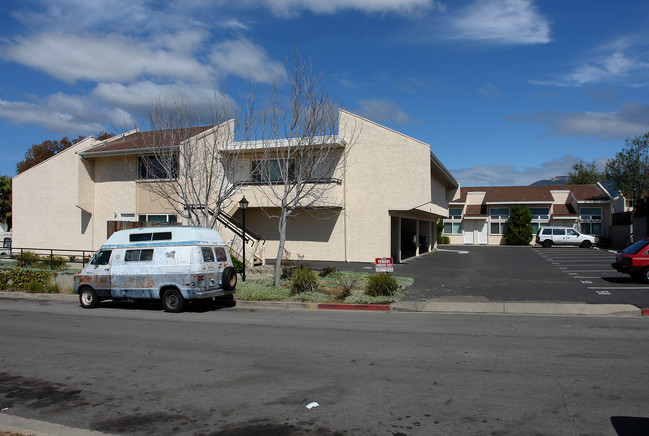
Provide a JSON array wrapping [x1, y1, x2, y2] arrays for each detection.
[[490, 222, 508, 235], [443, 208, 463, 234], [138, 214, 177, 223], [579, 207, 602, 236], [531, 222, 549, 235]]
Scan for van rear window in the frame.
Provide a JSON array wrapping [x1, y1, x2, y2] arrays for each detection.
[[129, 232, 172, 242]]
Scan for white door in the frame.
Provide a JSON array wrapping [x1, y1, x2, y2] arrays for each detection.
[[463, 221, 475, 244], [477, 221, 488, 245]]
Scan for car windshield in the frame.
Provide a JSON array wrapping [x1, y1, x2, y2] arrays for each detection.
[[621, 240, 649, 255]]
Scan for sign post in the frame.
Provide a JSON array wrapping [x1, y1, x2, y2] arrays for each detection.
[[375, 257, 393, 273]]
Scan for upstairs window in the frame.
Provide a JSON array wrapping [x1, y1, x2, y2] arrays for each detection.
[[251, 159, 295, 183], [137, 155, 178, 180], [443, 208, 463, 234]]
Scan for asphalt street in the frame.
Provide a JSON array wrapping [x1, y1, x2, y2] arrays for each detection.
[[1, 298, 649, 435]]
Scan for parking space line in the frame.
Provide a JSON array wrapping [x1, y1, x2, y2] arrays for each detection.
[[588, 286, 649, 290]]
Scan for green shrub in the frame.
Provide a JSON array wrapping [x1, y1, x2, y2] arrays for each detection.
[[231, 256, 244, 274], [366, 273, 400, 297], [438, 236, 450, 244], [16, 251, 41, 268], [0, 267, 54, 292], [290, 266, 318, 295], [319, 266, 337, 277]]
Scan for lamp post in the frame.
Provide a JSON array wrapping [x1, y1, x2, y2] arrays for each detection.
[[239, 196, 249, 282]]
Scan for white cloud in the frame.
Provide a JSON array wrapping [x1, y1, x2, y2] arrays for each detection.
[[1, 32, 212, 84], [0, 97, 107, 134], [508, 102, 649, 140], [479, 83, 500, 96], [452, 154, 581, 186], [209, 39, 287, 83], [446, 0, 550, 45], [357, 99, 411, 124], [531, 38, 649, 87], [242, 0, 438, 16]]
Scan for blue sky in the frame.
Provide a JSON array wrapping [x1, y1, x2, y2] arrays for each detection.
[[1, 0, 649, 186]]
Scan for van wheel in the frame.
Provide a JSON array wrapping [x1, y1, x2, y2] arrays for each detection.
[[79, 287, 99, 309], [542, 240, 552, 248], [162, 289, 185, 313], [222, 267, 237, 291], [580, 240, 592, 248]]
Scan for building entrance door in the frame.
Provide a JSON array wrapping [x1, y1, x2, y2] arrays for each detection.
[[463, 221, 475, 244], [477, 221, 488, 245]]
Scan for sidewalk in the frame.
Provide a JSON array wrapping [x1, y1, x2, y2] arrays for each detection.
[[1, 291, 644, 317]]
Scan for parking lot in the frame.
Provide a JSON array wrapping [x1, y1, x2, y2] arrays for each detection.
[[393, 245, 649, 309]]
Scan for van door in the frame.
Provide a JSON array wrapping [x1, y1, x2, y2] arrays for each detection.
[[88, 250, 112, 292], [566, 229, 581, 244], [552, 228, 566, 244], [200, 246, 218, 289]]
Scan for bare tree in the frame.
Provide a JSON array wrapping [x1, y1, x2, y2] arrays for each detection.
[[132, 88, 254, 228], [251, 52, 357, 285]]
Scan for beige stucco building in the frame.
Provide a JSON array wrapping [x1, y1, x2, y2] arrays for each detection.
[[12, 110, 459, 264], [444, 184, 614, 245]]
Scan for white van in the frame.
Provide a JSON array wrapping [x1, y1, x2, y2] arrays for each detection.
[[74, 227, 237, 312]]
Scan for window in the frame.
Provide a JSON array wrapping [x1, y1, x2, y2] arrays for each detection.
[[489, 208, 509, 235], [580, 207, 603, 236], [201, 247, 215, 263], [567, 229, 579, 236], [530, 222, 548, 234], [91, 250, 111, 266], [552, 228, 565, 236], [137, 214, 177, 223], [125, 249, 154, 262], [252, 159, 295, 182], [120, 213, 136, 222], [215, 247, 227, 262], [129, 231, 172, 242], [137, 155, 178, 180], [529, 207, 550, 220], [443, 208, 463, 234]]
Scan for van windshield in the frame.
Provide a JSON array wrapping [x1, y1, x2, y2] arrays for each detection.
[[91, 250, 112, 266]]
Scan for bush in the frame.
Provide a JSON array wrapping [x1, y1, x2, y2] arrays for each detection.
[[319, 266, 337, 277], [16, 251, 41, 268], [231, 256, 244, 274], [0, 267, 54, 292], [344, 289, 404, 304], [438, 236, 450, 244], [366, 273, 400, 297], [290, 266, 318, 295], [333, 272, 358, 300]]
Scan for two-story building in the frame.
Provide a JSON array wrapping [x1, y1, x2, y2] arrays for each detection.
[[12, 110, 459, 264], [443, 184, 613, 245]]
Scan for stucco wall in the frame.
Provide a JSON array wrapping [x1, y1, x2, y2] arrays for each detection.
[[340, 111, 435, 262], [12, 137, 99, 250]]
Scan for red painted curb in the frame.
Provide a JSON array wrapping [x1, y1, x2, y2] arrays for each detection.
[[642, 308, 649, 317], [317, 303, 390, 312]]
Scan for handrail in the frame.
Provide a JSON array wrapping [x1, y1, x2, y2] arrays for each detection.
[[6, 247, 96, 270]]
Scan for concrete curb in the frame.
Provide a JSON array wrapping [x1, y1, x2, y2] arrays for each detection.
[[1, 291, 645, 317], [391, 301, 643, 317]]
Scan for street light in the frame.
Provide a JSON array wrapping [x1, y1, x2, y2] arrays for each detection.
[[239, 196, 249, 282]]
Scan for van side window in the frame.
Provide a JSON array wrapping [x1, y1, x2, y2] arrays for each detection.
[[202, 247, 215, 262], [552, 229, 565, 236], [125, 249, 154, 261], [542, 229, 552, 235], [92, 250, 112, 266], [215, 247, 227, 262], [567, 229, 578, 236], [152, 232, 172, 241]]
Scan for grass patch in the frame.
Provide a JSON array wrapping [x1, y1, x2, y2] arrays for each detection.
[[235, 270, 413, 304]]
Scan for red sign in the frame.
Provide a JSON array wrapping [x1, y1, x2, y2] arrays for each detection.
[[375, 257, 393, 273]]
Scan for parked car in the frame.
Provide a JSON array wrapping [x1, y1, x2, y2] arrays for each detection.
[[611, 238, 649, 283], [536, 226, 597, 248], [74, 226, 237, 312]]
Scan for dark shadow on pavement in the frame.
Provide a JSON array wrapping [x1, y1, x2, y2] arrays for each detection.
[[611, 416, 649, 435]]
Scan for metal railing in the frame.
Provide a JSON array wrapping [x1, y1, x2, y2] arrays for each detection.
[[4, 247, 96, 270]]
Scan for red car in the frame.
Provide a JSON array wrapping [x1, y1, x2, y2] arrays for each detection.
[[612, 238, 649, 283]]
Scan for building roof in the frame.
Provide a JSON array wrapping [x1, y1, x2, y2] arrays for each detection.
[[81, 126, 215, 157], [453, 184, 610, 203], [551, 203, 578, 218]]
